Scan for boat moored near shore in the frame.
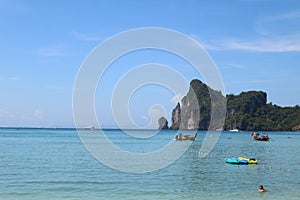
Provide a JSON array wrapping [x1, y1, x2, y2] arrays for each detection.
[[251, 132, 269, 141], [175, 132, 197, 141]]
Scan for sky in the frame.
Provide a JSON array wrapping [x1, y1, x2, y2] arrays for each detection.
[[0, 0, 300, 128]]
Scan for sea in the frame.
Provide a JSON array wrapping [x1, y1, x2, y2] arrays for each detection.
[[0, 128, 299, 200]]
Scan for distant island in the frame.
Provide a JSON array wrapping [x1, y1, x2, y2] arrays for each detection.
[[158, 79, 300, 131]]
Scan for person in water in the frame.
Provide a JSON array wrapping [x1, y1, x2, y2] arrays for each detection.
[[258, 185, 267, 193]]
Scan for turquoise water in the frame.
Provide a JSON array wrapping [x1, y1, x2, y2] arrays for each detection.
[[0, 128, 299, 199]]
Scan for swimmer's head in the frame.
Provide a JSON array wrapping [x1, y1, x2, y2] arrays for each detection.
[[259, 185, 263, 189]]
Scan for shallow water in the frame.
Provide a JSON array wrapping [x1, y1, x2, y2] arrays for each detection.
[[0, 128, 299, 199]]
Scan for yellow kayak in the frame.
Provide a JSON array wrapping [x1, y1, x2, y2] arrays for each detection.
[[238, 157, 258, 164]]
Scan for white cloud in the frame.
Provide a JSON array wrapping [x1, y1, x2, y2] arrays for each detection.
[[260, 10, 300, 23], [204, 34, 300, 52], [38, 45, 65, 57], [228, 79, 272, 85], [201, 9, 300, 53], [149, 106, 165, 117], [71, 31, 103, 42], [33, 109, 44, 119], [0, 76, 20, 81], [7, 76, 20, 81], [254, 10, 300, 36], [222, 63, 246, 69], [45, 86, 72, 91], [0, 0, 31, 13]]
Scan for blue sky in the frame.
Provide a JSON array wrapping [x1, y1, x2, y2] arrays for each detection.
[[0, 0, 300, 128]]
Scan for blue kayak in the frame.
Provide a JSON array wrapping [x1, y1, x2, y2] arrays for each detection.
[[225, 157, 249, 165]]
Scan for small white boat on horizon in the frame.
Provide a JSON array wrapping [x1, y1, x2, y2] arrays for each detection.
[[84, 126, 95, 130]]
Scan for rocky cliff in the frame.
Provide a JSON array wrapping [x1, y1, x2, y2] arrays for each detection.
[[162, 79, 300, 131], [170, 103, 181, 129], [158, 116, 169, 129], [170, 79, 225, 130]]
